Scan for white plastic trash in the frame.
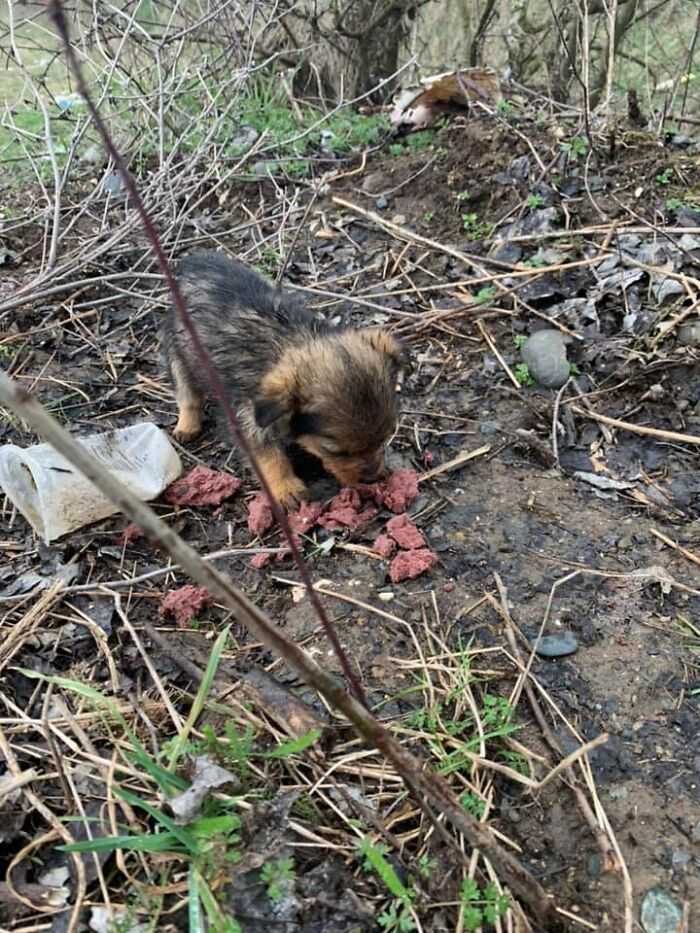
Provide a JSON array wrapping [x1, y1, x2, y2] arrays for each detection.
[[0, 423, 182, 542]]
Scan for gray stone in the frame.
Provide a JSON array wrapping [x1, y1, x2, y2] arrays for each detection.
[[102, 171, 126, 199], [640, 888, 683, 933], [678, 323, 700, 346], [375, 195, 389, 210], [533, 631, 578, 658], [521, 329, 570, 389]]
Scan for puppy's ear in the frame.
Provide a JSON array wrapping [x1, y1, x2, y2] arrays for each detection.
[[362, 329, 406, 373], [253, 362, 298, 435]]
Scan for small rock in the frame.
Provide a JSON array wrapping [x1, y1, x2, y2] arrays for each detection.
[[229, 125, 259, 149], [378, 591, 395, 602], [479, 420, 501, 436], [586, 853, 602, 879], [652, 276, 684, 302], [391, 214, 407, 226], [490, 242, 522, 264], [678, 323, 700, 346], [521, 329, 570, 389], [691, 821, 700, 843], [102, 171, 126, 199], [253, 160, 278, 177], [533, 631, 578, 658], [670, 849, 690, 869], [676, 206, 700, 226], [640, 888, 683, 933]]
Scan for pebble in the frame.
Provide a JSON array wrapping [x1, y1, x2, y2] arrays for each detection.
[[102, 172, 126, 199], [533, 631, 578, 658], [521, 329, 570, 389], [378, 591, 395, 602], [678, 323, 700, 346], [375, 195, 389, 210], [640, 888, 682, 933], [479, 420, 501, 436], [229, 125, 259, 149], [691, 821, 700, 843]]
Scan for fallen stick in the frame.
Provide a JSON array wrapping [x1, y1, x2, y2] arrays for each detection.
[[570, 405, 700, 446]]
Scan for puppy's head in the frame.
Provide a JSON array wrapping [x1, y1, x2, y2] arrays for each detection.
[[253, 329, 403, 486]]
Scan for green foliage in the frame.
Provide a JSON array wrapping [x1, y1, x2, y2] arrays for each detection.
[[455, 189, 471, 201], [359, 839, 416, 932], [526, 193, 545, 209], [655, 167, 672, 185], [461, 791, 486, 820], [462, 212, 492, 240], [423, 211, 434, 222], [475, 286, 497, 305], [496, 99, 515, 115], [460, 878, 509, 931], [260, 856, 296, 901], [514, 363, 535, 387], [389, 130, 435, 157], [512, 334, 528, 349], [560, 136, 588, 160]]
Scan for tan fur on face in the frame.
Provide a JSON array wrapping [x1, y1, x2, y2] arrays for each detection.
[[254, 328, 400, 486]]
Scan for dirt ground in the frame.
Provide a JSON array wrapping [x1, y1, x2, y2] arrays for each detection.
[[1, 113, 700, 931]]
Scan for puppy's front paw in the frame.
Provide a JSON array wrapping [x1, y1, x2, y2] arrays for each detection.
[[269, 474, 309, 509], [173, 412, 202, 443]]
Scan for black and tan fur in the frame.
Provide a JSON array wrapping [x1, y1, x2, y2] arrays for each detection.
[[162, 250, 402, 506]]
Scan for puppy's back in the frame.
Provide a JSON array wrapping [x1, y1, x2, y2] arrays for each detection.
[[176, 250, 313, 331]]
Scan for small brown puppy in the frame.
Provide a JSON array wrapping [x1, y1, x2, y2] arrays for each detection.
[[162, 250, 402, 506]]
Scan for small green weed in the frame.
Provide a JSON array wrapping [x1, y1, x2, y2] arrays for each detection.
[[526, 193, 545, 209], [522, 255, 548, 268], [569, 362, 580, 376], [422, 210, 434, 222], [455, 189, 471, 202], [359, 838, 416, 932], [496, 99, 515, 116], [261, 856, 296, 901], [462, 212, 492, 240], [512, 334, 528, 349], [514, 363, 535, 387], [475, 285, 497, 305], [560, 136, 588, 160], [460, 878, 509, 931], [388, 130, 434, 157], [656, 168, 672, 185], [461, 791, 486, 819]]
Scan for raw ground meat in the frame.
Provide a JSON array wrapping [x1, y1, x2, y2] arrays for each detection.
[[250, 552, 272, 569], [385, 514, 426, 549], [247, 493, 274, 535], [160, 585, 213, 626], [373, 533, 397, 558], [164, 466, 241, 507], [378, 469, 419, 513], [119, 522, 144, 546], [389, 548, 438, 583]]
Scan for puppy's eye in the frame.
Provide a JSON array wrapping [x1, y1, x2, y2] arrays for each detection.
[[321, 441, 348, 458]]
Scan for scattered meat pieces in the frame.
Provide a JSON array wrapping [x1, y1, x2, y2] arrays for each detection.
[[165, 466, 241, 507], [422, 450, 434, 467], [317, 488, 378, 530], [377, 469, 419, 513], [386, 513, 426, 550], [160, 585, 213, 626], [250, 552, 272, 569], [289, 501, 324, 535], [247, 493, 274, 536], [373, 533, 397, 559], [389, 548, 438, 583], [119, 522, 144, 546]]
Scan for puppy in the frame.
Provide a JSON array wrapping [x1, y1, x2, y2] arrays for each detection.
[[162, 250, 402, 507]]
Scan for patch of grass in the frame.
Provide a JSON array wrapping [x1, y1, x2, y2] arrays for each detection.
[[475, 285, 497, 305], [462, 212, 493, 240], [656, 167, 673, 185], [261, 856, 296, 902], [560, 136, 588, 160], [460, 878, 510, 931], [526, 192, 545, 209], [514, 363, 535, 387], [389, 130, 435, 157]]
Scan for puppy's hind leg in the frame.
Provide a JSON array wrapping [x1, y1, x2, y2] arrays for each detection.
[[171, 356, 204, 442]]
